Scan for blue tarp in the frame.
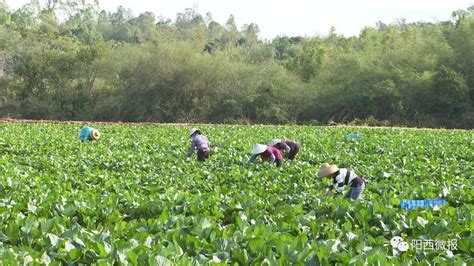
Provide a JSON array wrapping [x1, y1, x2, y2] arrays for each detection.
[[400, 199, 446, 210]]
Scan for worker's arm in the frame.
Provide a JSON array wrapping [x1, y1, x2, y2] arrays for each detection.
[[281, 141, 291, 153], [326, 173, 344, 193], [248, 154, 258, 163], [269, 153, 276, 163]]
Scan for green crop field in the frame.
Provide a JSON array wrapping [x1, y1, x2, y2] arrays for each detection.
[[0, 123, 472, 265]]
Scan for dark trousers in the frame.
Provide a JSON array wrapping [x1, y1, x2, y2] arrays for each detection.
[[288, 144, 299, 160], [345, 177, 365, 200], [197, 148, 210, 161], [275, 159, 282, 167]]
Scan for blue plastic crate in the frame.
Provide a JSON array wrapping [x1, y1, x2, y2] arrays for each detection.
[[400, 199, 446, 210], [346, 133, 363, 140]]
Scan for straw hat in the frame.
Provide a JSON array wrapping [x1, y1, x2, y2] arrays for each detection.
[[252, 144, 267, 155], [90, 129, 101, 140], [317, 163, 339, 178], [189, 128, 199, 137], [269, 139, 281, 147]]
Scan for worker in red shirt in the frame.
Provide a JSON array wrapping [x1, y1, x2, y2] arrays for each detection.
[[247, 144, 283, 167], [269, 139, 299, 160]]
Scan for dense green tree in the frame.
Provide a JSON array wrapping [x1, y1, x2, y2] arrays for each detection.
[[11, 39, 105, 119], [1, 0, 473, 128], [432, 66, 469, 116]]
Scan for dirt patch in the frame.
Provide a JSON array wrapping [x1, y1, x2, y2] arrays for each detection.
[[0, 118, 469, 130], [0, 118, 195, 126]]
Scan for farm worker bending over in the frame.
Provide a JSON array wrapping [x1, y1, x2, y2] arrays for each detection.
[[186, 128, 211, 162], [269, 139, 300, 160], [79, 126, 100, 142], [248, 144, 283, 167], [318, 163, 365, 200]]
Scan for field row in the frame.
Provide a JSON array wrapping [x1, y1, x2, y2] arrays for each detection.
[[0, 123, 472, 264]]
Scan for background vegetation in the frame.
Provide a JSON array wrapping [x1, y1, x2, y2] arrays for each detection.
[[1, 0, 473, 128]]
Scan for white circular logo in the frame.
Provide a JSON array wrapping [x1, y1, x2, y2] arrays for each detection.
[[390, 236, 409, 252], [390, 236, 404, 248], [397, 241, 409, 252]]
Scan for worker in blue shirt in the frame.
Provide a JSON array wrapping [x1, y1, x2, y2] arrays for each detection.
[[79, 126, 101, 142]]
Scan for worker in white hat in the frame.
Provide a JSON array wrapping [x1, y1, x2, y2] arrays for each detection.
[[269, 139, 300, 160], [186, 128, 211, 161], [318, 163, 365, 200], [79, 126, 101, 142], [247, 143, 283, 167]]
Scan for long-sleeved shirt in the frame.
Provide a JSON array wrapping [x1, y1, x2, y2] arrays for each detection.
[[328, 168, 358, 193], [248, 146, 283, 164], [187, 134, 210, 156], [274, 140, 297, 153], [79, 126, 94, 141]]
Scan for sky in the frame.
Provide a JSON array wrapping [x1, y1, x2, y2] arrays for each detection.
[[5, 0, 474, 40]]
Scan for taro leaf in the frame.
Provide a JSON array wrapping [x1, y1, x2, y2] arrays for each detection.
[[41, 252, 51, 265], [457, 238, 474, 254], [416, 216, 428, 228], [149, 255, 171, 266], [48, 233, 59, 247], [0, 123, 471, 264], [248, 237, 265, 254]]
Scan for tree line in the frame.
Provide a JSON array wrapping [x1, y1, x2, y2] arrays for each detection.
[[1, 1, 473, 128]]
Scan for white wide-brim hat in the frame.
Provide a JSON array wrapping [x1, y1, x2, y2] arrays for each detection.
[[317, 163, 339, 177], [269, 139, 281, 147], [90, 129, 101, 140], [252, 144, 267, 155], [189, 128, 199, 137]]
